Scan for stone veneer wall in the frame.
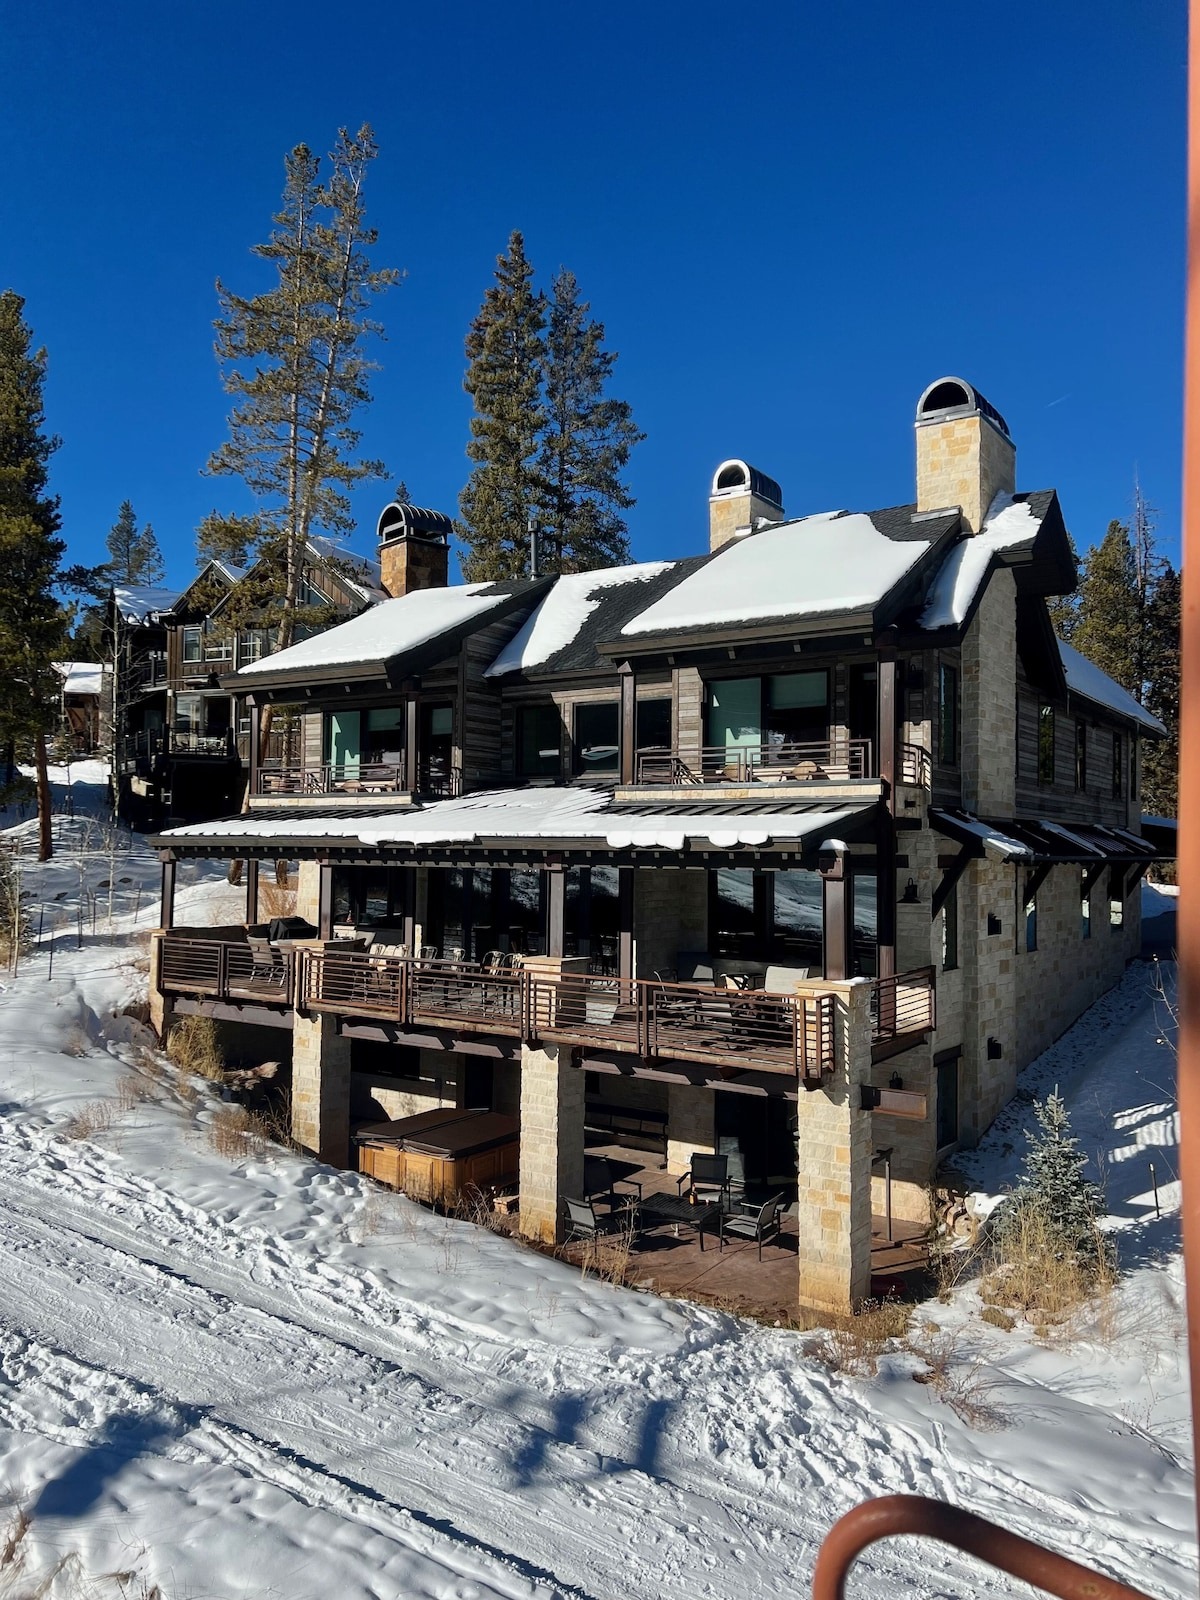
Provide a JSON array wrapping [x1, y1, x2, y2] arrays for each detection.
[[916, 413, 1015, 533], [518, 1043, 584, 1245], [793, 979, 874, 1313], [633, 868, 707, 980], [666, 1084, 715, 1173], [291, 1009, 351, 1167]]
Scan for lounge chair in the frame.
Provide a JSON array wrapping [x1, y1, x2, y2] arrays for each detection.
[[563, 1196, 636, 1243], [676, 1153, 731, 1207]]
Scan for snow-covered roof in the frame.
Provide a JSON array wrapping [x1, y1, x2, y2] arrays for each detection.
[[918, 494, 1042, 629], [1058, 640, 1167, 735], [486, 562, 674, 677], [236, 583, 518, 678], [54, 662, 104, 697], [112, 585, 182, 624], [306, 535, 387, 605], [162, 786, 870, 855], [620, 511, 936, 638], [935, 813, 1034, 861]]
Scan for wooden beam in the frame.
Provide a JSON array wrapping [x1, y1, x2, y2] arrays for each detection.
[[160, 857, 176, 930], [821, 856, 851, 981], [878, 644, 897, 802], [931, 844, 975, 920], [618, 662, 636, 786], [545, 865, 566, 958], [246, 698, 261, 798], [618, 866, 634, 989], [404, 694, 419, 792], [1023, 862, 1054, 904], [245, 859, 259, 926], [318, 862, 334, 941]]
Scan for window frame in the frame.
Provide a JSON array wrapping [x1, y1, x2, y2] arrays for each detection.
[[572, 700, 620, 777], [937, 661, 959, 767], [1037, 703, 1055, 786], [181, 626, 202, 664], [515, 703, 561, 779], [1074, 720, 1087, 792]]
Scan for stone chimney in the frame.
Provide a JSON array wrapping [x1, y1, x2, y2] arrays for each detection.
[[914, 377, 1015, 533], [376, 503, 452, 598], [708, 460, 785, 552]]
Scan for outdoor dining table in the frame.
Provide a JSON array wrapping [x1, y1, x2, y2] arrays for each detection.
[[633, 1191, 723, 1250]]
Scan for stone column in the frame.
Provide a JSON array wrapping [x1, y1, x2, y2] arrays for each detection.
[[518, 1042, 585, 1245], [666, 1083, 715, 1175], [793, 978, 874, 1313], [291, 1010, 352, 1168]]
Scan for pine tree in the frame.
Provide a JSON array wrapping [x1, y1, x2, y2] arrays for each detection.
[[199, 125, 399, 689], [539, 269, 642, 572], [0, 291, 68, 860], [1142, 561, 1180, 819], [60, 499, 166, 657], [458, 231, 548, 580], [1071, 520, 1140, 695], [1046, 528, 1081, 639], [998, 1089, 1110, 1272]]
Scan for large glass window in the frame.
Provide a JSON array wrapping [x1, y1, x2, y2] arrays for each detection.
[[326, 709, 361, 773], [848, 663, 878, 769], [364, 706, 404, 764], [573, 702, 619, 775], [851, 871, 877, 977], [707, 678, 762, 766], [564, 865, 621, 973], [517, 704, 561, 777], [635, 697, 672, 753], [937, 663, 958, 765], [1024, 892, 1038, 952], [330, 866, 407, 930], [710, 869, 758, 960], [1075, 720, 1087, 791], [172, 692, 201, 735], [1038, 704, 1055, 785], [766, 671, 828, 751], [772, 870, 823, 969]]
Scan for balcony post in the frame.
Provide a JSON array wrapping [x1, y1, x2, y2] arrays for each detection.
[[159, 852, 176, 930], [545, 862, 566, 958], [618, 661, 636, 785], [877, 636, 897, 797], [245, 859, 259, 926], [819, 843, 851, 981], [317, 860, 334, 941], [618, 866, 634, 1000], [247, 698, 261, 795], [404, 694, 419, 792]]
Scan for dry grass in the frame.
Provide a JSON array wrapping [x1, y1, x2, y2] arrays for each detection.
[[62, 1101, 115, 1142], [165, 1015, 224, 1081], [258, 879, 297, 921], [981, 1205, 1114, 1326], [115, 1074, 151, 1114], [807, 1297, 912, 1375], [207, 1104, 267, 1161]]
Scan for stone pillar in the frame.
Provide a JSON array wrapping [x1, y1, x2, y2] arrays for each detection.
[[793, 979, 874, 1314], [291, 1010, 352, 1168], [518, 1042, 585, 1244], [295, 859, 321, 925]]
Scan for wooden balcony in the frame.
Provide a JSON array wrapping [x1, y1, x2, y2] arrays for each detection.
[[635, 738, 873, 787], [255, 760, 408, 799], [158, 932, 297, 1008]]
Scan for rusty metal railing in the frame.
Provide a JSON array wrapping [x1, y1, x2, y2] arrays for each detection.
[[635, 738, 873, 786], [866, 966, 936, 1043]]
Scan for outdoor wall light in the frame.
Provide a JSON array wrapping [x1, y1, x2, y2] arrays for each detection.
[[987, 913, 1003, 935], [901, 878, 920, 903], [987, 1037, 1003, 1059], [889, 1072, 904, 1090]]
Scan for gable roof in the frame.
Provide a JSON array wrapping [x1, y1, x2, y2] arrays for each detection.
[[916, 491, 1075, 634], [111, 585, 182, 625], [484, 560, 682, 679], [616, 506, 960, 648], [1058, 640, 1167, 735], [234, 578, 546, 689]]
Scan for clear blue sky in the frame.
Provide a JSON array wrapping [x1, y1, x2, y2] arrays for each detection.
[[1, 2, 1186, 587]]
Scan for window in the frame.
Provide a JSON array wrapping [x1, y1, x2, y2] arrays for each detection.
[[516, 704, 561, 778], [364, 706, 404, 764], [937, 663, 958, 765], [203, 630, 231, 660], [708, 868, 823, 969], [1112, 731, 1123, 799], [1110, 868, 1125, 929], [772, 870, 823, 968], [325, 709, 360, 772], [182, 627, 201, 664], [851, 871, 878, 978], [172, 692, 201, 735], [1130, 735, 1138, 802], [635, 697, 672, 753], [1037, 704, 1055, 785], [707, 677, 762, 767], [941, 885, 959, 971], [564, 865, 621, 974], [706, 672, 830, 769], [710, 868, 758, 959], [1024, 891, 1038, 952], [936, 1054, 960, 1151], [573, 701, 619, 775], [1075, 721, 1087, 791], [766, 671, 829, 751], [1081, 870, 1091, 939]]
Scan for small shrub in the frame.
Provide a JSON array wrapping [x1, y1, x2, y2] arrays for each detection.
[[165, 1015, 224, 1080], [116, 1075, 149, 1113], [980, 1305, 1015, 1331], [258, 879, 297, 921], [809, 1298, 911, 1375], [207, 1104, 266, 1161], [63, 1101, 115, 1142]]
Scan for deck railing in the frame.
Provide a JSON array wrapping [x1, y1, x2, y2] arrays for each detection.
[[158, 934, 296, 1006], [898, 742, 932, 787], [635, 738, 872, 786], [868, 965, 936, 1042], [299, 953, 837, 1080], [256, 760, 408, 797]]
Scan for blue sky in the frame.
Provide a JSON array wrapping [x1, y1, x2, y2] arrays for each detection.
[[1, 2, 1185, 587]]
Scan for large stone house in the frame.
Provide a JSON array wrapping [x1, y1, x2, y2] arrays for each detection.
[[148, 380, 1170, 1312]]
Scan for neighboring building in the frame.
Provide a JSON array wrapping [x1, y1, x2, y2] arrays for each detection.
[[147, 387, 1172, 1313], [53, 661, 108, 754], [110, 542, 386, 829]]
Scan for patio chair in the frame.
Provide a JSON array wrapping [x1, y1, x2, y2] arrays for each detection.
[[442, 946, 466, 964], [246, 935, 287, 988], [584, 1155, 643, 1212], [563, 1196, 636, 1243], [719, 1193, 787, 1259], [675, 1153, 731, 1207]]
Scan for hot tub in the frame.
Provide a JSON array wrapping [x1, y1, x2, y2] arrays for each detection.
[[355, 1108, 519, 1205]]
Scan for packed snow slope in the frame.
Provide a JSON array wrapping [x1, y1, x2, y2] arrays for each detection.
[[0, 766, 1192, 1600]]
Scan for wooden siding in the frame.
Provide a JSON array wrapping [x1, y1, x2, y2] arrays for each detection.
[[1014, 659, 1138, 828]]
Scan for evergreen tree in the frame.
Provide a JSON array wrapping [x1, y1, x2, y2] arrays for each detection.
[[0, 291, 68, 860], [60, 500, 165, 656], [1142, 561, 1180, 819], [998, 1089, 1110, 1272], [198, 125, 399, 686], [539, 269, 642, 572], [1071, 519, 1140, 695], [1046, 528, 1081, 639], [458, 231, 548, 580]]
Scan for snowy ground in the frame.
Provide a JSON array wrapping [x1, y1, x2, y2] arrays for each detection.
[[0, 766, 1193, 1600]]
